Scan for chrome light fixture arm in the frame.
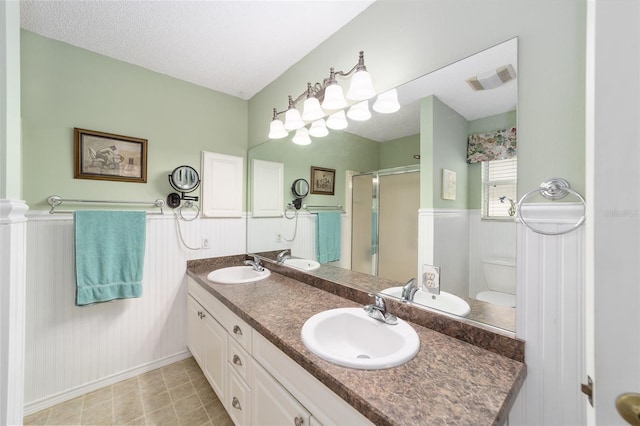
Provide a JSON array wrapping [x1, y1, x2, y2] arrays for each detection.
[[270, 51, 369, 120]]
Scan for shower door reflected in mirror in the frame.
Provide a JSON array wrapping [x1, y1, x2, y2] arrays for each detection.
[[352, 168, 420, 282]]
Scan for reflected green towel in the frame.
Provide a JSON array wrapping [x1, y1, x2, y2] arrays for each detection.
[[316, 212, 341, 264], [74, 211, 146, 306]]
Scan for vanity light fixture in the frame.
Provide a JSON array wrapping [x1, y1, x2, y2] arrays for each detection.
[[466, 64, 517, 91], [373, 88, 401, 113], [269, 51, 381, 142]]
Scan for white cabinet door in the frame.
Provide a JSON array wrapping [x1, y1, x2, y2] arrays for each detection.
[[200, 307, 227, 403], [227, 365, 251, 426], [187, 296, 204, 365], [252, 361, 311, 426]]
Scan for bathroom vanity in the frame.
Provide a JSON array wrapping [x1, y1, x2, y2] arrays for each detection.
[[186, 255, 526, 425]]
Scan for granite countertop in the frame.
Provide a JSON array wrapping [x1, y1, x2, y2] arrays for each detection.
[[187, 256, 526, 426]]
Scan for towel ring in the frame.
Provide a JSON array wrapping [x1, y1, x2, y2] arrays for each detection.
[[178, 201, 200, 221], [517, 178, 586, 236]]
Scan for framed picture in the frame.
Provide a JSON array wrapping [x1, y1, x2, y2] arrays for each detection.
[[442, 168, 456, 200], [310, 166, 335, 195], [74, 128, 147, 183]]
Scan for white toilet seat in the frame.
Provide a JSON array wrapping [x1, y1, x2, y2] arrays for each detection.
[[476, 290, 516, 308]]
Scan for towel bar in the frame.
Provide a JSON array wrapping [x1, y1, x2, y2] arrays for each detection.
[[47, 195, 165, 215]]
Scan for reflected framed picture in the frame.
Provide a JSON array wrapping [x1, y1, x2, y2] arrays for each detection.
[[442, 168, 456, 200], [310, 166, 335, 195], [74, 128, 147, 183]]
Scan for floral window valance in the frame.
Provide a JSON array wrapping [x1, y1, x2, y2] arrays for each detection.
[[467, 126, 517, 164]]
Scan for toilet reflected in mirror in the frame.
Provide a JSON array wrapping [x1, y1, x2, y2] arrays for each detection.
[[476, 257, 516, 308]]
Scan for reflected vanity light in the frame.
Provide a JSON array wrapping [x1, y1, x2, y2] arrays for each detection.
[[309, 119, 329, 138], [347, 100, 372, 121], [292, 127, 312, 145], [326, 110, 348, 130], [373, 88, 400, 113]]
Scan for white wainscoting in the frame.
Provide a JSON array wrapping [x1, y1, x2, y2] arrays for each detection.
[[425, 209, 470, 296], [468, 210, 517, 299], [23, 212, 246, 414], [509, 206, 586, 425], [0, 200, 29, 425]]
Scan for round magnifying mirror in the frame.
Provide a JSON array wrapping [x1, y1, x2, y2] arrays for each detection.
[[292, 178, 310, 199], [169, 166, 200, 193]]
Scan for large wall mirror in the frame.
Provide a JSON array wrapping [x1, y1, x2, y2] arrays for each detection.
[[247, 38, 518, 334]]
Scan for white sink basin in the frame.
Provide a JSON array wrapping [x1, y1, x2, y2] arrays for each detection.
[[207, 266, 271, 284], [381, 287, 471, 317], [283, 258, 321, 271], [301, 307, 420, 370]]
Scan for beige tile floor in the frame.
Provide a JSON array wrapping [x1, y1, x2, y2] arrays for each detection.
[[23, 357, 233, 426]]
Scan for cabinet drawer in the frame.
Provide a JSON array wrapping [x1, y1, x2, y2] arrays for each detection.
[[227, 366, 251, 426], [227, 313, 252, 353], [228, 337, 252, 383]]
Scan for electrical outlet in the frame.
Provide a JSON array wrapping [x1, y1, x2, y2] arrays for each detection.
[[202, 238, 209, 248], [422, 264, 440, 294]]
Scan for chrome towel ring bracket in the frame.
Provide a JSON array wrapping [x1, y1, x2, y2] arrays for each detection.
[[517, 178, 586, 236]]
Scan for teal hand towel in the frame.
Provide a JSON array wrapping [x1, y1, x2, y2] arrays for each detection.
[[74, 211, 146, 306], [316, 211, 341, 264]]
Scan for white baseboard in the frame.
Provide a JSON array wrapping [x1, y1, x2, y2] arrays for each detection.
[[23, 350, 192, 416]]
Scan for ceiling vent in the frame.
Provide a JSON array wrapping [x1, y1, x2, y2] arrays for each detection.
[[466, 64, 517, 91]]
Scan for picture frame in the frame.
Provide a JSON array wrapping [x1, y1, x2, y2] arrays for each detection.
[[310, 166, 336, 195], [74, 128, 147, 183], [442, 168, 457, 200]]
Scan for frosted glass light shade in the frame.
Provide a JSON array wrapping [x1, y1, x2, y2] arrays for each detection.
[[373, 88, 400, 113], [302, 97, 324, 121], [326, 110, 348, 130], [309, 119, 329, 138], [346, 70, 375, 101], [321, 84, 347, 110], [268, 119, 288, 139], [284, 107, 304, 131], [347, 100, 371, 121], [292, 127, 312, 145]]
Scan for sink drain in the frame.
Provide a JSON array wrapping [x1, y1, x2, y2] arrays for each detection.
[[356, 354, 371, 359]]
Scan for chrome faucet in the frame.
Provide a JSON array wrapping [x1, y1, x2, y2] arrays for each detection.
[[244, 255, 264, 272], [363, 294, 398, 325], [276, 250, 291, 263], [401, 278, 419, 302]]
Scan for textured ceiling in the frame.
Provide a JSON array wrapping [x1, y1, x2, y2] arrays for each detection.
[[20, 0, 374, 100]]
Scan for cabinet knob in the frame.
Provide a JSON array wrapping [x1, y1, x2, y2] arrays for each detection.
[[232, 354, 242, 366], [294, 416, 304, 426], [232, 396, 242, 410], [201, 312, 206, 318], [233, 325, 243, 336]]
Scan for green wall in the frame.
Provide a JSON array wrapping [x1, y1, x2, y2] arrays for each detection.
[[379, 134, 420, 170], [21, 31, 248, 210], [248, 130, 379, 209], [432, 97, 470, 209], [248, 0, 586, 198]]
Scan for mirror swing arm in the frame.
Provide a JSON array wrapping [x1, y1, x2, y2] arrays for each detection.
[[167, 165, 201, 209], [290, 178, 310, 210]]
